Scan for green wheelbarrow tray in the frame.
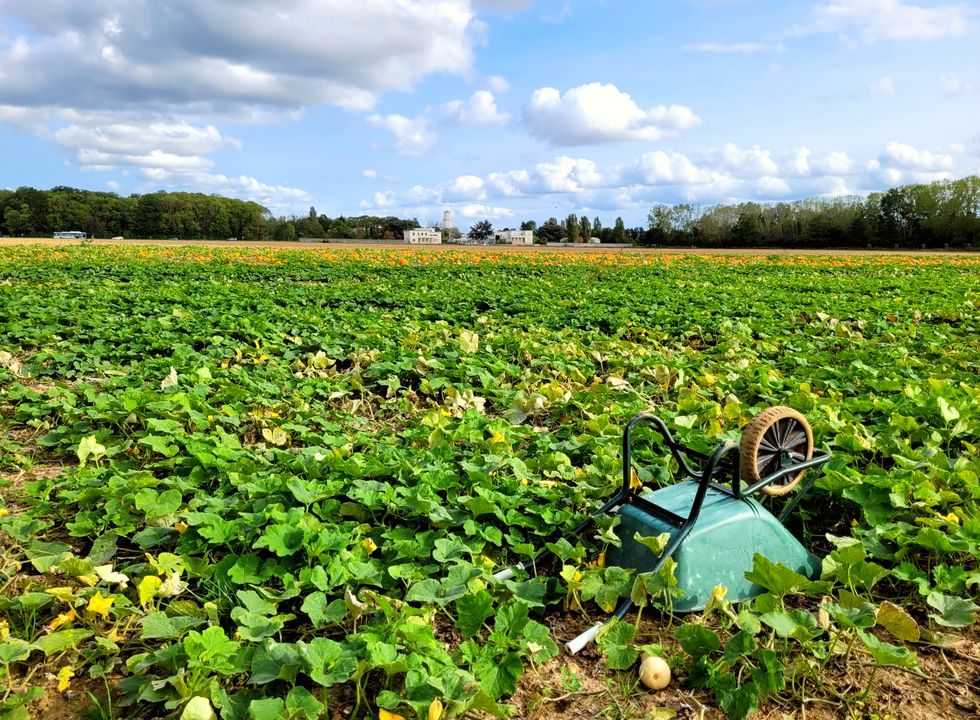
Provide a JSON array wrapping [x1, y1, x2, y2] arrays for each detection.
[[492, 409, 832, 655]]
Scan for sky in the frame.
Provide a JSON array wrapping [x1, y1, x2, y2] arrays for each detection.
[[0, 0, 978, 227]]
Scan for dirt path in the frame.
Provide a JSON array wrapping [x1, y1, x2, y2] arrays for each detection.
[[0, 237, 976, 256]]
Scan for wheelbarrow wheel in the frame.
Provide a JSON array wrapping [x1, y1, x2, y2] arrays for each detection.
[[740, 406, 813, 496]]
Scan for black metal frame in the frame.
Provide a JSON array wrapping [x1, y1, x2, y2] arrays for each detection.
[[494, 412, 831, 584]]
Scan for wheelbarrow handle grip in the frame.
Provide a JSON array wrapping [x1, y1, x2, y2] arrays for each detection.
[[565, 622, 603, 655], [491, 563, 524, 582]]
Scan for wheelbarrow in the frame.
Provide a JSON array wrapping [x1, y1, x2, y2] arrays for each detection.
[[493, 406, 832, 654]]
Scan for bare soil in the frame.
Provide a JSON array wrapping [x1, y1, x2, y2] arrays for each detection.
[[0, 237, 976, 256]]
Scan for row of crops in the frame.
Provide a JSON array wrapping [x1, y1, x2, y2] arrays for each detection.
[[0, 246, 977, 719]]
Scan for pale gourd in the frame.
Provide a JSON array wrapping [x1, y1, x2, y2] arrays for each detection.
[[180, 696, 218, 720], [639, 654, 671, 690]]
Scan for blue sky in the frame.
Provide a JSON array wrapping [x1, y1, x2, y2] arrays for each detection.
[[1, 0, 978, 227]]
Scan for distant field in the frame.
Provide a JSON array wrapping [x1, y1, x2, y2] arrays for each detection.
[[0, 235, 976, 255], [1, 244, 978, 720]]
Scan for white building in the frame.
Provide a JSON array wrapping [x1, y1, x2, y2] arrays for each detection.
[[442, 210, 453, 229], [403, 228, 443, 244], [494, 230, 534, 245]]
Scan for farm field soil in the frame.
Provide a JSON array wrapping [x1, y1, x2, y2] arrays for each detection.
[[0, 245, 977, 720], [0, 236, 977, 256]]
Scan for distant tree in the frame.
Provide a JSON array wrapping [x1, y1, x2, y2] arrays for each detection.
[[537, 217, 564, 244], [579, 215, 592, 242], [520, 219, 537, 232], [593, 216, 602, 237], [3, 204, 34, 236], [565, 213, 579, 243], [274, 221, 296, 242], [442, 226, 462, 242], [612, 216, 626, 243], [469, 219, 494, 242]]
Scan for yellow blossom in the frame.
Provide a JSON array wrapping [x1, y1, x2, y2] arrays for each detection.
[[428, 698, 444, 720], [362, 538, 378, 554], [48, 608, 77, 630], [379, 710, 406, 720], [57, 665, 74, 692], [87, 592, 114, 618]]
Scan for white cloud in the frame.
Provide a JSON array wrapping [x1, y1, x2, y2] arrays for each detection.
[[367, 113, 437, 155], [870, 76, 896, 96], [358, 141, 968, 214], [444, 90, 511, 126], [53, 121, 238, 159], [940, 71, 976, 95], [523, 82, 701, 145], [362, 169, 378, 178], [458, 203, 515, 219], [448, 174, 487, 200], [487, 75, 511, 93], [472, 0, 534, 12], [808, 1, 973, 43], [0, 1, 479, 114], [878, 141, 954, 171]]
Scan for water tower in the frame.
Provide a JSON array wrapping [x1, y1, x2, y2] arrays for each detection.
[[442, 210, 453, 229]]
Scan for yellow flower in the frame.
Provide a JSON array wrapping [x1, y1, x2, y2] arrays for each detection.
[[106, 628, 122, 644], [0, 620, 9, 640], [379, 710, 406, 720], [48, 608, 77, 630], [362, 538, 378, 555], [630, 468, 642, 490], [428, 698, 444, 720], [945, 512, 960, 525], [87, 592, 114, 618], [78, 574, 97, 587], [174, 521, 188, 534], [57, 665, 74, 692]]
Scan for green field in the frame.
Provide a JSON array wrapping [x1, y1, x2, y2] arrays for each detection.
[[1, 246, 978, 720]]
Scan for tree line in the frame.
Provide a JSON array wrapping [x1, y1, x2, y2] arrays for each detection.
[[0, 186, 421, 242], [644, 176, 980, 249], [4, 175, 978, 247]]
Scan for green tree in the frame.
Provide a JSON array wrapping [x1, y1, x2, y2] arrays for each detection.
[[4, 204, 34, 236], [469, 219, 494, 242], [520, 219, 537, 232], [537, 217, 564, 244], [612, 216, 626, 243], [565, 213, 579, 243], [579, 215, 592, 242]]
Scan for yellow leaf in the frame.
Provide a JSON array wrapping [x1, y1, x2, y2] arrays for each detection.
[[45, 587, 77, 603], [138, 575, 163, 607], [361, 538, 378, 555], [48, 608, 77, 630], [0, 620, 9, 639], [87, 591, 114, 618], [459, 330, 479, 354], [428, 698, 444, 720], [57, 665, 74, 693], [379, 709, 406, 720], [78, 574, 97, 587]]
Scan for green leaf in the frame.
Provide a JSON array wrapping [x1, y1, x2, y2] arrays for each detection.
[[746, 554, 823, 598], [455, 590, 494, 638], [937, 396, 959, 423], [249, 640, 302, 685], [300, 592, 345, 628], [34, 629, 94, 656], [474, 651, 523, 698], [927, 592, 979, 628], [674, 623, 720, 658], [0, 638, 36, 664], [300, 637, 357, 688], [285, 687, 325, 719], [857, 630, 919, 670], [713, 675, 759, 720], [632, 531, 670, 556], [247, 698, 285, 720], [139, 612, 205, 639], [597, 620, 638, 670], [760, 610, 819, 642]]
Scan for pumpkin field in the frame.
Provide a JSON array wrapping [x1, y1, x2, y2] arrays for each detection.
[[0, 245, 977, 720]]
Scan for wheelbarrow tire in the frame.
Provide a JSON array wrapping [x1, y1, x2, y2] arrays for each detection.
[[740, 406, 813, 496]]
